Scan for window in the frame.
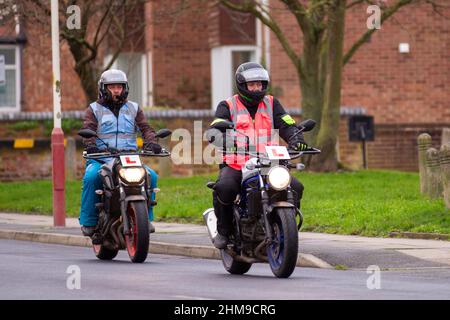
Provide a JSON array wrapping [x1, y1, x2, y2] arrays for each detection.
[[211, 45, 259, 109], [106, 52, 148, 107], [0, 45, 20, 112]]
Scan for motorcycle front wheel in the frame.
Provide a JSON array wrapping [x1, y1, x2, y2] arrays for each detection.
[[267, 208, 298, 278], [125, 201, 149, 263]]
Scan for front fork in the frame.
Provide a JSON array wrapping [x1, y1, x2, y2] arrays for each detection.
[[119, 186, 130, 236], [261, 186, 297, 242], [119, 182, 152, 236]]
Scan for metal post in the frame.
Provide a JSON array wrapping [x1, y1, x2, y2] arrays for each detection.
[[65, 137, 77, 180], [362, 139, 367, 169], [51, 0, 65, 227], [360, 125, 367, 169]]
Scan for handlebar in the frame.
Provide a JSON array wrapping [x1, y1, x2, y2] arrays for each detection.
[[83, 149, 171, 160], [219, 147, 321, 160], [292, 147, 321, 155]]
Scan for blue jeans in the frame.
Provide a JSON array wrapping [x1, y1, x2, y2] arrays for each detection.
[[79, 159, 158, 227]]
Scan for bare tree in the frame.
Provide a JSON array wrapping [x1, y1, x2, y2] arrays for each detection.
[[2, 0, 149, 102], [216, 0, 449, 171]]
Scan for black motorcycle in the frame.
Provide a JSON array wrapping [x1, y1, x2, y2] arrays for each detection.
[[78, 128, 171, 263], [204, 119, 320, 278]]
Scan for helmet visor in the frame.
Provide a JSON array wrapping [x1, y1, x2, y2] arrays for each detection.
[[238, 68, 270, 84], [102, 80, 127, 85]]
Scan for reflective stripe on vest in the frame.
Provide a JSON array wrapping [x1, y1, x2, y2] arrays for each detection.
[[224, 94, 275, 170], [89, 101, 139, 151]]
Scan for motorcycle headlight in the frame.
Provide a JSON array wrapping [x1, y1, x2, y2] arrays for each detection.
[[267, 166, 291, 191], [119, 168, 146, 183]]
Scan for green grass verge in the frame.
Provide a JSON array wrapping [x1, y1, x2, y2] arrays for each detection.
[[0, 170, 448, 237]]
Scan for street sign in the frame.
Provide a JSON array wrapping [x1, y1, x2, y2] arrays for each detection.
[[0, 55, 5, 87], [348, 115, 375, 169], [349, 115, 375, 141]]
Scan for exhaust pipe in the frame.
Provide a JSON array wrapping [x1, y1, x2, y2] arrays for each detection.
[[202, 208, 218, 242]]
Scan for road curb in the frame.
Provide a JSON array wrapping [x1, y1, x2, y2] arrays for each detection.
[[298, 253, 333, 269], [0, 229, 333, 269], [389, 232, 450, 241]]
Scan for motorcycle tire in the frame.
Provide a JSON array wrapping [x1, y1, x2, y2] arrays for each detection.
[[125, 201, 149, 263], [267, 208, 298, 278], [221, 249, 252, 275], [93, 244, 119, 260]]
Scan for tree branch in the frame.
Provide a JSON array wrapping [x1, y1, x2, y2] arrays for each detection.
[[93, 0, 114, 47], [102, 7, 127, 72], [280, 0, 309, 34], [218, 0, 301, 70], [346, 0, 365, 8], [425, 0, 450, 18]]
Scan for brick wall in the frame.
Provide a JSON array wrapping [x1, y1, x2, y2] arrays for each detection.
[[2, 2, 449, 175], [366, 124, 446, 171], [269, 3, 450, 125], [19, 19, 88, 112], [0, 115, 367, 181], [8, 2, 450, 121], [342, 3, 450, 125], [2, 116, 445, 181], [150, 1, 212, 108], [0, 116, 218, 181], [13, 4, 146, 113]]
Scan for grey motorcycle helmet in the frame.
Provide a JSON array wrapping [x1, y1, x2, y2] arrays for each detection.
[[98, 69, 129, 103], [235, 62, 270, 107]]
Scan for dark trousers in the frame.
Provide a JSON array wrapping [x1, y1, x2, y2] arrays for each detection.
[[213, 165, 304, 236]]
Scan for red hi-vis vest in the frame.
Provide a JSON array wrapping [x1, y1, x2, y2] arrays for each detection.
[[224, 94, 275, 170]]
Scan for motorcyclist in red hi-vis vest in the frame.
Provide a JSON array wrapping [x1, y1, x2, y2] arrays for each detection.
[[206, 62, 309, 249]]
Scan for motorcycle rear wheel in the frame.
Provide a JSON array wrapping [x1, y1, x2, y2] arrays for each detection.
[[267, 208, 298, 278], [93, 244, 118, 260], [221, 249, 252, 275], [125, 201, 149, 263]]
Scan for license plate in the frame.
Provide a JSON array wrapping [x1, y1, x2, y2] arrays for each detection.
[[265, 146, 291, 160], [120, 155, 142, 167]]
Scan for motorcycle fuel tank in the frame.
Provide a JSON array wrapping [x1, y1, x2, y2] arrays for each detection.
[[242, 158, 259, 182]]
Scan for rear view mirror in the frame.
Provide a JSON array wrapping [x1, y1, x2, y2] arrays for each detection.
[[211, 120, 234, 132], [155, 129, 172, 139], [298, 119, 316, 132], [78, 129, 97, 139]]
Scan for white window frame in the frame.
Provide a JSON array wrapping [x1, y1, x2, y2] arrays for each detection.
[[104, 53, 148, 107], [210, 45, 260, 110], [0, 44, 21, 112]]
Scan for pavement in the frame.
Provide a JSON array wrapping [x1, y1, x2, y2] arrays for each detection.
[[0, 212, 449, 270], [4, 240, 450, 300]]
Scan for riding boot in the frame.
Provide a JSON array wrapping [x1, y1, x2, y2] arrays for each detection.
[[213, 191, 233, 237]]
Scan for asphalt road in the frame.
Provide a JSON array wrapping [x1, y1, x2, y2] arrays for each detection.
[[1, 240, 450, 300]]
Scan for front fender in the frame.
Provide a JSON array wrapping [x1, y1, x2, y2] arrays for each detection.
[[267, 201, 295, 213], [125, 195, 147, 206]]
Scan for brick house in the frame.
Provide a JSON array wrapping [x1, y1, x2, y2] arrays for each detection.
[[0, 1, 449, 172]]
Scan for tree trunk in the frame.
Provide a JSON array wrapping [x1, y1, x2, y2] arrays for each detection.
[[310, 0, 346, 172], [299, 36, 323, 146], [76, 62, 98, 102], [66, 39, 99, 103]]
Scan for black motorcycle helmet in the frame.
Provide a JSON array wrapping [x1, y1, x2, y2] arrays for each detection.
[[235, 62, 270, 107], [98, 69, 129, 106]]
